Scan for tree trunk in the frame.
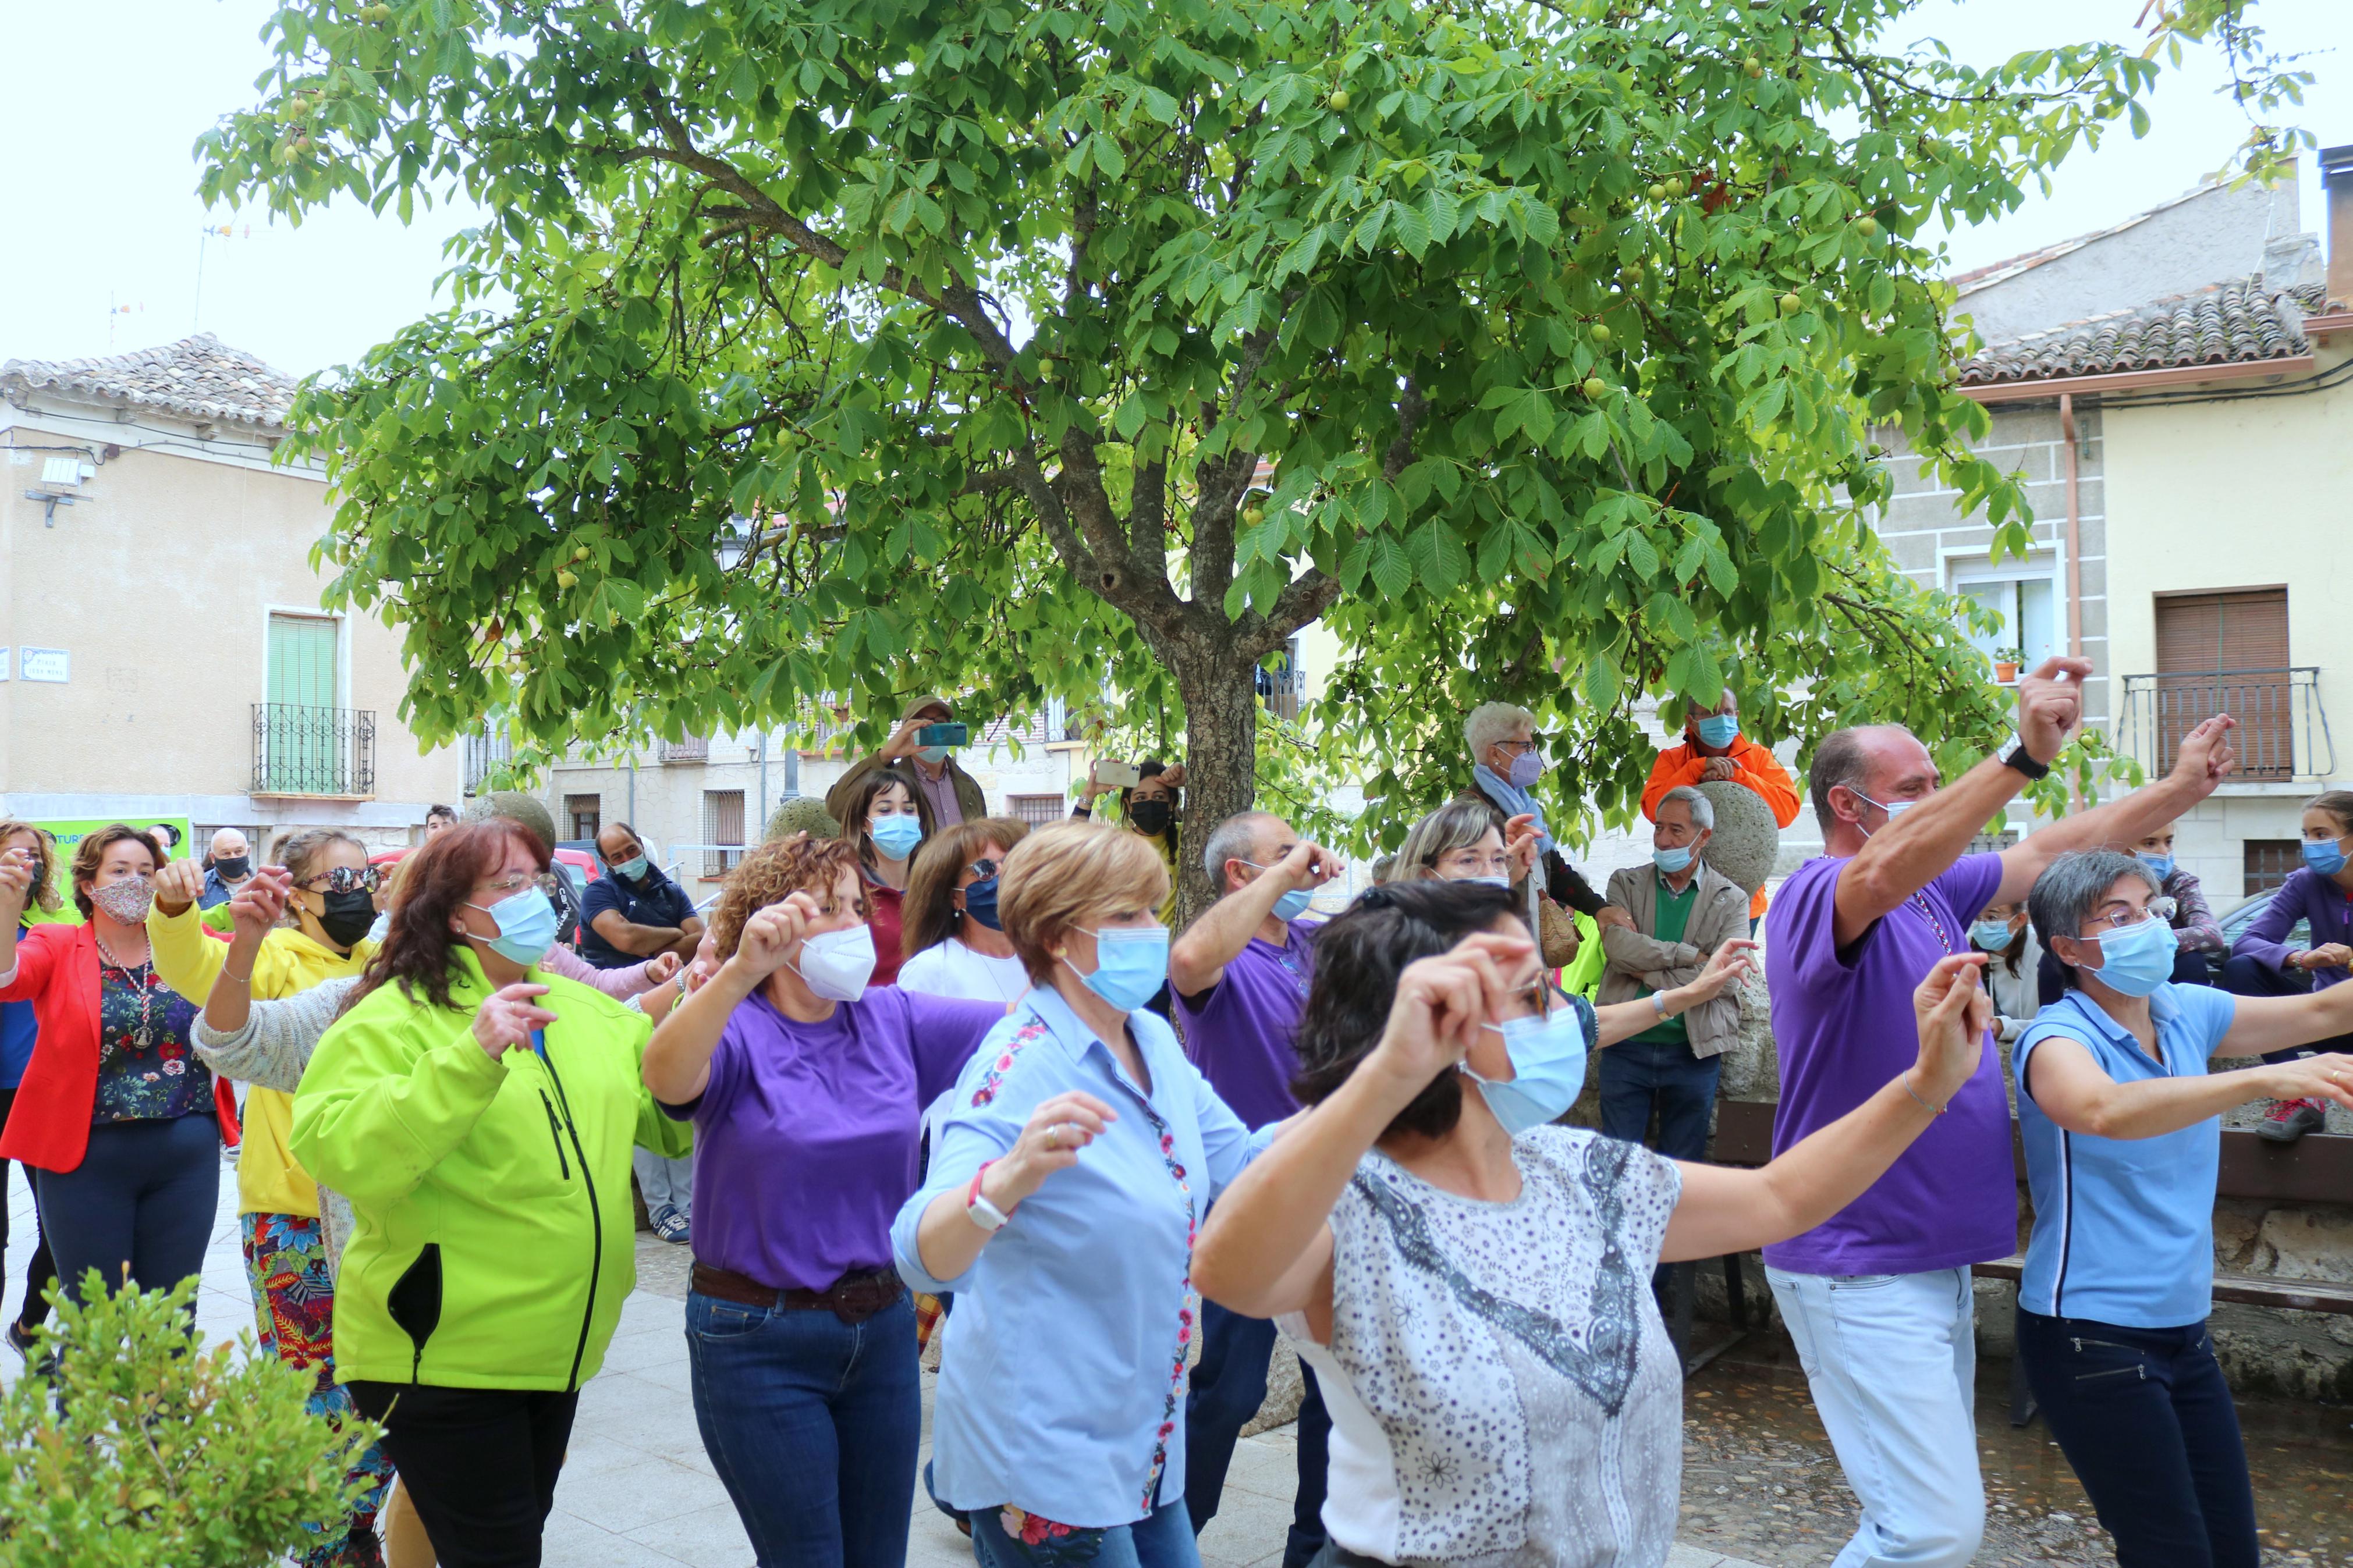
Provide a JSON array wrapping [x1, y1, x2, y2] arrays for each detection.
[[1170, 646, 1261, 931]]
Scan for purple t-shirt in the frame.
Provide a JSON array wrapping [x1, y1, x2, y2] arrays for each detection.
[[668, 986, 1003, 1291], [1763, 852, 2015, 1275], [1173, 919, 1318, 1130]]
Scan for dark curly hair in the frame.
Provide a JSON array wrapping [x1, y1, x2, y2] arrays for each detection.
[[348, 820, 548, 1014], [1291, 879, 1525, 1142], [711, 836, 867, 962]]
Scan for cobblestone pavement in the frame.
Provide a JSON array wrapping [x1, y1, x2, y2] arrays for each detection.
[[1677, 1331, 2353, 1567]]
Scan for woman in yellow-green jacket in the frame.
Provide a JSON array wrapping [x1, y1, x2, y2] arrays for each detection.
[[291, 820, 686, 1567]]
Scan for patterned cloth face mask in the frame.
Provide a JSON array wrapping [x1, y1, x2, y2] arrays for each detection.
[[92, 874, 157, 925]]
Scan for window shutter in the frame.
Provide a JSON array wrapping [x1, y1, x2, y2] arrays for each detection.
[[2152, 589, 2291, 777]]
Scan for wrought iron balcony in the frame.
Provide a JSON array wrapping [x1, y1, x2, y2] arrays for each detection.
[[253, 703, 377, 797], [463, 724, 513, 797], [2120, 667, 2334, 782], [659, 735, 711, 763]]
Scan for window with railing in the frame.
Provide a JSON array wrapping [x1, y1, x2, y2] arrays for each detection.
[[1258, 638, 1305, 723], [660, 735, 711, 764], [462, 724, 513, 797], [1006, 794, 1064, 826], [566, 794, 602, 844], [2120, 669, 2331, 781], [2244, 840, 2304, 896], [701, 790, 746, 878], [252, 705, 376, 797]]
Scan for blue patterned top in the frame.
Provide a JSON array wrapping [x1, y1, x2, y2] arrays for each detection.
[[93, 961, 211, 1123]]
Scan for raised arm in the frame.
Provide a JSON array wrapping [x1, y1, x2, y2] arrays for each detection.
[[2214, 970, 2353, 1064], [1659, 953, 1991, 1263], [1170, 837, 1339, 996], [641, 893, 812, 1104], [0, 847, 36, 986], [1592, 941, 1755, 1048], [201, 868, 294, 1041], [2025, 1027, 2353, 1143], [148, 858, 233, 1002], [194, 980, 354, 1095], [1833, 660, 2089, 945], [1989, 713, 2238, 907]]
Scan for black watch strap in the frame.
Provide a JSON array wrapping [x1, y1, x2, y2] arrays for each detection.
[[1999, 733, 2050, 780]]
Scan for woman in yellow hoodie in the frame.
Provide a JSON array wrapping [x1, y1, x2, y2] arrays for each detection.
[[150, 828, 392, 1568]]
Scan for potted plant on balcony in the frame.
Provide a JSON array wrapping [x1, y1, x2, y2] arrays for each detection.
[[1991, 646, 2021, 684]]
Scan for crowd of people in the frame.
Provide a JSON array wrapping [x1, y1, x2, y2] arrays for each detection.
[[2, 657, 2351, 1568]]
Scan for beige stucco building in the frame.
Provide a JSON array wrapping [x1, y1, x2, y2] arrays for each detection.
[[0, 333, 462, 850], [1868, 150, 2353, 905]]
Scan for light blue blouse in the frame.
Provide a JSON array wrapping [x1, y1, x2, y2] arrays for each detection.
[[892, 984, 1254, 1528], [2014, 982, 2238, 1328]]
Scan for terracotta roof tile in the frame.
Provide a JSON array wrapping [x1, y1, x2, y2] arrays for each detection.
[[1957, 276, 2330, 387], [0, 332, 296, 430]]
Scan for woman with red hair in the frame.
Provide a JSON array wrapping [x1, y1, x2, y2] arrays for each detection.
[[290, 820, 688, 1567]]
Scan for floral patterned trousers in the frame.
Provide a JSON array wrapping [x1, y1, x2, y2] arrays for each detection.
[[243, 1211, 398, 1566]]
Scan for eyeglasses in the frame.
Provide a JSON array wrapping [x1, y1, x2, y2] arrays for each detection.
[[480, 872, 565, 901], [303, 866, 384, 895], [1493, 738, 1541, 756], [2084, 897, 2177, 933], [1433, 850, 1513, 877]]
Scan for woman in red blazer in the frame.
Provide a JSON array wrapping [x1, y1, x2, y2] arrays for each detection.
[[0, 825, 228, 1308]]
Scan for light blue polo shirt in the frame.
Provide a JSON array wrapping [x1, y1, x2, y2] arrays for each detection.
[[2014, 982, 2238, 1328]]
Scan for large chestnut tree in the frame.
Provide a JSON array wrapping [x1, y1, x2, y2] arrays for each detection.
[[202, 0, 2234, 912]]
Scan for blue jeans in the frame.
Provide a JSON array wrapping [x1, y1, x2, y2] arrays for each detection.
[[685, 1288, 920, 1568], [2015, 1309, 2256, 1567], [970, 1496, 1199, 1568], [1598, 1037, 1722, 1161], [34, 1113, 219, 1305], [1766, 1265, 1984, 1567], [1183, 1300, 1328, 1567]]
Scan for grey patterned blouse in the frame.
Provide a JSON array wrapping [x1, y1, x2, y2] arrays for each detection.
[[1280, 1126, 1685, 1566]]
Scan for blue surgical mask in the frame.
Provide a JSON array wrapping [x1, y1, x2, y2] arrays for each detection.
[[1241, 860, 1313, 921], [1464, 1004, 1592, 1135], [1506, 751, 1545, 789], [611, 854, 649, 882], [1067, 926, 1169, 1012], [917, 745, 953, 766], [1970, 919, 2016, 952], [1653, 845, 1694, 875], [466, 887, 560, 968], [2077, 915, 2175, 998], [870, 813, 924, 862], [2302, 838, 2348, 879], [962, 875, 1003, 931], [2136, 853, 2175, 883], [1851, 791, 1917, 836], [1695, 714, 1741, 750]]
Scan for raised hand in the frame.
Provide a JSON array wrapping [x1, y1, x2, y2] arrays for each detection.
[[985, 1090, 1123, 1208], [0, 847, 33, 918], [228, 867, 293, 943], [727, 891, 824, 979], [1276, 837, 1345, 891], [1910, 952, 1993, 1107], [152, 858, 207, 916], [643, 951, 683, 986], [1684, 938, 1759, 1004], [2014, 656, 2093, 765], [1502, 813, 1541, 879], [879, 713, 928, 762], [2167, 713, 2240, 796], [473, 982, 559, 1059], [1371, 931, 1535, 1090]]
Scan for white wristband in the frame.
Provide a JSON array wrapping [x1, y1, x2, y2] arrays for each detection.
[[967, 1191, 1012, 1233]]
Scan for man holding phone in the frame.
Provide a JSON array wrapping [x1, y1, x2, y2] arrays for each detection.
[[825, 694, 988, 834]]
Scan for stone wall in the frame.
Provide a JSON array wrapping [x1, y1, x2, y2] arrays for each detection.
[[1680, 973, 2353, 1400]]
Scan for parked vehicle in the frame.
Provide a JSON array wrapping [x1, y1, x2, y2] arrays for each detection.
[[2217, 888, 2311, 952]]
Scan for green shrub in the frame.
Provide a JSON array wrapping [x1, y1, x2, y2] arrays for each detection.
[[0, 1272, 381, 1568]]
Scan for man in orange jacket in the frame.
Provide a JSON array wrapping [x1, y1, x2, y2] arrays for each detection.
[[1641, 693, 1800, 925]]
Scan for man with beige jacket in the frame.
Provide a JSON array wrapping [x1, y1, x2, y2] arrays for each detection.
[[1596, 784, 1751, 1162]]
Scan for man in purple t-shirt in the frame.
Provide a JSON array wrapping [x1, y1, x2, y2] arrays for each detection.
[[1766, 659, 2237, 1568], [1170, 809, 1343, 1567]]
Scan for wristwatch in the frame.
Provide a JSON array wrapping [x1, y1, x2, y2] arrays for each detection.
[[1651, 990, 1673, 1020], [966, 1163, 1013, 1233], [1997, 732, 2050, 780]]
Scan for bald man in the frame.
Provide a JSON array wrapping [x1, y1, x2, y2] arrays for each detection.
[[199, 829, 254, 910]]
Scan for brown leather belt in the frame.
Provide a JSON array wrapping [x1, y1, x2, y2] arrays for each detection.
[[690, 1261, 906, 1324]]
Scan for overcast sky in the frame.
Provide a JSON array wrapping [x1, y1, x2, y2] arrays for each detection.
[[0, 0, 2341, 379]]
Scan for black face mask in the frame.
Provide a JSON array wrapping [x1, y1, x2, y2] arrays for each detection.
[[317, 888, 378, 950], [212, 856, 252, 882], [1128, 799, 1173, 837]]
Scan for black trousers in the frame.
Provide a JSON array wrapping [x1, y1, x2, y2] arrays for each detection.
[[349, 1382, 580, 1568], [2015, 1309, 2257, 1568], [0, 1085, 58, 1329]]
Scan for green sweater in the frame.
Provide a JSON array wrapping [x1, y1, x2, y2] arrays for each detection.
[[290, 950, 687, 1392]]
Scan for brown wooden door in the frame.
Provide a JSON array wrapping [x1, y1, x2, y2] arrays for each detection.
[[2153, 589, 2291, 777]]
